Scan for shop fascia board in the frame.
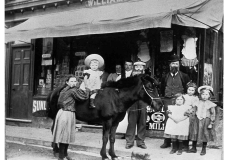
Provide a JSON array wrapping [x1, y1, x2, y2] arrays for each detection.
[[5, 0, 77, 12], [5, 2, 85, 23]]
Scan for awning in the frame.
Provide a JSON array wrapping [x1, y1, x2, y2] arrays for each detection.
[[172, 0, 223, 31], [5, 0, 223, 42]]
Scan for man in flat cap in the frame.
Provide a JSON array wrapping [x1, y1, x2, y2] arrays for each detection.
[[160, 54, 190, 149]]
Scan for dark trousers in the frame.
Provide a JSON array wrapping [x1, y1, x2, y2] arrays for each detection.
[[126, 100, 147, 146]]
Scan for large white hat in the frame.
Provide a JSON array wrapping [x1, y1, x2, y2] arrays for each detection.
[[84, 54, 104, 68], [198, 85, 213, 94]]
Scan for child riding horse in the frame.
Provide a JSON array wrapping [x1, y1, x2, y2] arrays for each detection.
[[47, 74, 163, 160]]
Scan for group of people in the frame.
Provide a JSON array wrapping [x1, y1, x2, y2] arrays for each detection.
[[51, 53, 216, 160], [160, 54, 216, 156]]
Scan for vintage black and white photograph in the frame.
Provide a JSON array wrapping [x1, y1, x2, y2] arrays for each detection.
[[4, 0, 224, 160]]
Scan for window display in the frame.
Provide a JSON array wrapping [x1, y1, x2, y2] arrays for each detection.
[[35, 38, 88, 96], [36, 38, 54, 95]]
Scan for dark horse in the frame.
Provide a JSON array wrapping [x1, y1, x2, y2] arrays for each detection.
[[47, 74, 163, 160]]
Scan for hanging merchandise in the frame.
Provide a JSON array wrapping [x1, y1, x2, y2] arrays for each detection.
[[181, 27, 199, 67]]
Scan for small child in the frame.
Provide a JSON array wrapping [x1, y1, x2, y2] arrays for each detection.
[[182, 82, 199, 153], [80, 54, 104, 108], [163, 93, 192, 155], [194, 85, 216, 156]]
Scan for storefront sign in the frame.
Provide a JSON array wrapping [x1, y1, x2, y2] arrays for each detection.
[[75, 52, 86, 56], [87, 0, 129, 7], [146, 106, 166, 131], [42, 54, 51, 58], [32, 100, 47, 117]]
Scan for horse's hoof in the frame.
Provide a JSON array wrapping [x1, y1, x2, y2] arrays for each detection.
[[112, 157, 120, 160], [102, 158, 110, 160]]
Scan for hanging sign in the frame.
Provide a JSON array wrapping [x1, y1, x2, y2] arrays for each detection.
[[75, 52, 86, 57], [146, 106, 166, 131], [32, 100, 47, 117], [42, 54, 51, 58]]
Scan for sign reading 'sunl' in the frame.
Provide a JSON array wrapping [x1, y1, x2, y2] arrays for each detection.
[[32, 100, 47, 117]]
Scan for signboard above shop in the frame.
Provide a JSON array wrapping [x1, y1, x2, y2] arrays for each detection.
[[87, 0, 130, 7]]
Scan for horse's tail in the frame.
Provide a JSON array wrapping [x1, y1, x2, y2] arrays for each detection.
[[46, 91, 55, 119]]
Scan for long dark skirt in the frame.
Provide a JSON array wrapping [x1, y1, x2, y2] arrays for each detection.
[[52, 109, 76, 144], [198, 118, 214, 143], [189, 115, 199, 141]]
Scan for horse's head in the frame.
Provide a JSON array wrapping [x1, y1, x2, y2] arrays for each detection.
[[138, 74, 163, 112]]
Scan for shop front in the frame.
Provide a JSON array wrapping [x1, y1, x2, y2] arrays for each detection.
[[5, 0, 223, 136]]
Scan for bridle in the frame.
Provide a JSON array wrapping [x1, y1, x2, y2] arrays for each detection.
[[142, 84, 161, 106], [129, 84, 161, 112]]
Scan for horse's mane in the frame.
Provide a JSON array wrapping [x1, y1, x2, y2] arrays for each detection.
[[101, 74, 143, 89]]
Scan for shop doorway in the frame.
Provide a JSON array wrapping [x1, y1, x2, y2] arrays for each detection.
[[9, 45, 32, 119]]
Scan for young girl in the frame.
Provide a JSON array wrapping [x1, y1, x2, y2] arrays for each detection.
[[183, 82, 199, 153], [194, 85, 217, 155], [163, 93, 192, 155], [80, 54, 104, 108]]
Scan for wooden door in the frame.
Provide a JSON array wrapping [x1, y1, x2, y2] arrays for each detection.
[[10, 46, 31, 119]]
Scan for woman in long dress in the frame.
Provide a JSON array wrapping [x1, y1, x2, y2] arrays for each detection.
[[52, 76, 90, 160]]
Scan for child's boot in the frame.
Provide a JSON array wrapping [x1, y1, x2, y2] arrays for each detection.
[[89, 98, 95, 108], [170, 140, 177, 154], [200, 142, 207, 155], [160, 138, 171, 148], [188, 141, 197, 153], [183, 140, 189, 152], [177, 140, 183, 155]]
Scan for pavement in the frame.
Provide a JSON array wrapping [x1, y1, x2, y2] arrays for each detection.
[[5, 125, 223, 160]]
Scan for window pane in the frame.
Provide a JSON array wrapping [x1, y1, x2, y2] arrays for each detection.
[[23, 64, 29, 85]]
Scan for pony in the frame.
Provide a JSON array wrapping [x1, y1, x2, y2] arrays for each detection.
[[47, 74, 163, 160]]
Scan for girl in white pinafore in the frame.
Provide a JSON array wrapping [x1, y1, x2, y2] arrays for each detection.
[[163, 93, 192, 155]]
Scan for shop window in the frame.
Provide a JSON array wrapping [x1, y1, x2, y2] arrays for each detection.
[[36, 38, 54, 95], [154, 30, 174, 82], [35, 38, 88, 96], [203, 30, 215, 86], [160, 30, 173, 52]]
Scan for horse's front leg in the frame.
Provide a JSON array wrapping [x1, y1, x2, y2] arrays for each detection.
[[109, 122, 119, 160], [101, 120, 112, 160]]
